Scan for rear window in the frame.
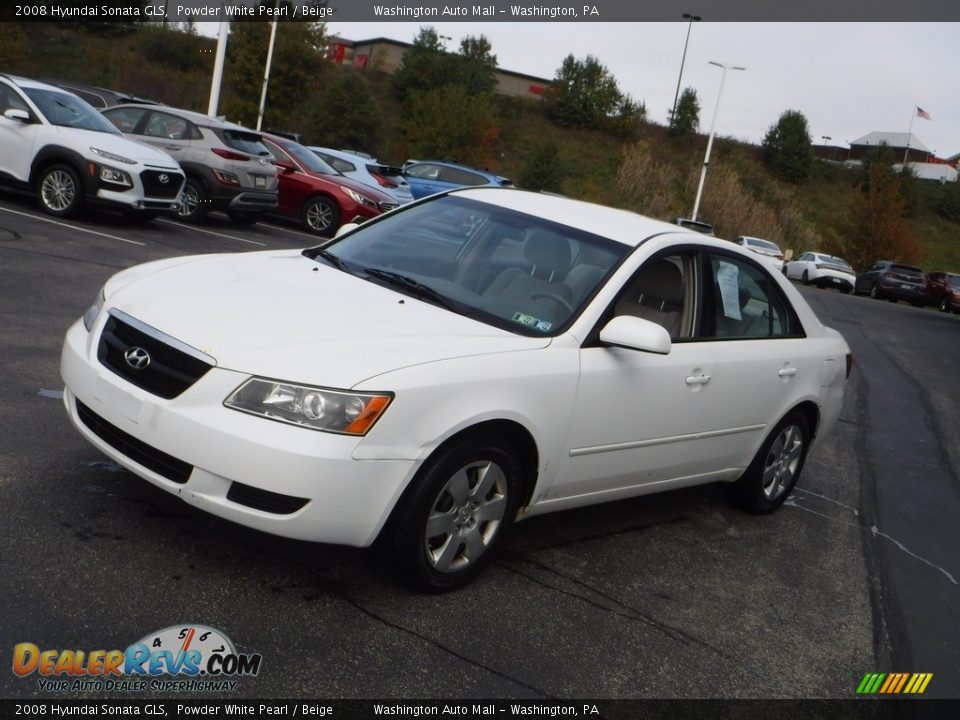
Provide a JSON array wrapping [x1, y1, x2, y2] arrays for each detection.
[[218, 129, 271, 157], [747, 238, 781, 252], [891, 264, 923, 277]]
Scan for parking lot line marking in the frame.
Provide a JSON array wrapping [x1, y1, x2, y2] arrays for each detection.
[[0, 206, 146, 246], [157, 219, 267, 246], [258, 222, 320, 240]]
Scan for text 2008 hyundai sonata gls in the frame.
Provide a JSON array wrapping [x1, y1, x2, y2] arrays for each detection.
[[62, 188, 851, 591]]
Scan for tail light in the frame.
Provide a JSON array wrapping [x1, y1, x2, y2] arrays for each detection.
[[846, 353, 853, 379], [371, 172, 398, 189], [212, 148, 251, 162]]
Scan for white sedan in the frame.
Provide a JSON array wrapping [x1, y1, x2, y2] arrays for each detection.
[[784, 251, 857, 293], [61, 189, 851, 591]]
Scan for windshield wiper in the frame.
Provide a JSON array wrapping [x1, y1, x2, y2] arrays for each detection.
[[363, 268, 470, 315], [304, 247, 349, 272]]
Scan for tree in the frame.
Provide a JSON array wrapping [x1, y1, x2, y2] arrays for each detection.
[[392, 27, 455, 101], [309, 69, 383, 152], [399, 85, 499, 167], [543, 54, 626, 131], [518, 142, 564, 193], [0, 23, 29, 73], [669, 87, 699, 138], [846, 160, 924, 269], [761, 110, 813, 183], [222, 20, 327, 129], [456, 35, 498, 95]]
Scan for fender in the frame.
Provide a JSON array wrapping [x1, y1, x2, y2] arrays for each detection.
[[30, 145, 99, 195]]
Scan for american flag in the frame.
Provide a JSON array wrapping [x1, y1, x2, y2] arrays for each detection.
[[916, 107, 932, 120]]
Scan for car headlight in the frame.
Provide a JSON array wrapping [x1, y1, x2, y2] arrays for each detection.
[[90, 147, 137, 165], [98, 165, 133, 187], [82, 288, 105, 332], [340, 186, 377, 209], [224, 378, 392, 435]]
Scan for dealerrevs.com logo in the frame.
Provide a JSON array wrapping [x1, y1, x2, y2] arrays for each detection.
[[12, 625, 262, 693]]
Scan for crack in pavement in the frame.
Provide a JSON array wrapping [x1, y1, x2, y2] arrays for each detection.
[[497, 553, 736, 662]]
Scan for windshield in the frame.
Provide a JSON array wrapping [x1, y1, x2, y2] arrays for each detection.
[[947, 276, 960, 288], [24, 88, 121, 134], [748, 238, 781, 252], [287, 142, 338, 175], [307, 195, 629, 336]]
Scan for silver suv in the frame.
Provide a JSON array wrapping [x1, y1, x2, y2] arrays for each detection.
[[0, 74, 184, 219], [102, 104, 278, 226]]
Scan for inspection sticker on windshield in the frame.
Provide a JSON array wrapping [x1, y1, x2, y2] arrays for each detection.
[[512, 312, 552, 332]]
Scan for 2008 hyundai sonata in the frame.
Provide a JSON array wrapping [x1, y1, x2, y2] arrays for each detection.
[[61, 188, 851, 591]]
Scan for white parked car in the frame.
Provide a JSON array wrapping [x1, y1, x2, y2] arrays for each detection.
[[0, 74, 184, 219], [309, 146, 414, 206], [61, 189, 851, 591], [785, 251, 856, 293], [733, 235, 785, 271]]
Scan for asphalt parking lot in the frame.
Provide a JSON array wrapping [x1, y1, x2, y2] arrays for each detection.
[[1, 189, 958, 701]]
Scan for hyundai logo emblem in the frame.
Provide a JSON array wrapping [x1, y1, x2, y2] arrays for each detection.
[[124, 346, 151, 370], [158, 174, 170, 184]]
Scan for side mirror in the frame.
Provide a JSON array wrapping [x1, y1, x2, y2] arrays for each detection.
[[599, 315, 671, 355], [335, 222, 360, 238], [275, 158, 296, 173], [3, 108, 32, 123]]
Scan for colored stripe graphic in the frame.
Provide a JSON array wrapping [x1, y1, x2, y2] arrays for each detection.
[[857, 672, 932, 694]]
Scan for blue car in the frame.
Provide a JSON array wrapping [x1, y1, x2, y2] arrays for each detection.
[[402, 160, 513, 199]]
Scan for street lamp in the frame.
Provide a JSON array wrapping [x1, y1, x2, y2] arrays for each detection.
[[821, 135, 832, 146], [669, 13, 702, 128], [691, 60, 745, 222]]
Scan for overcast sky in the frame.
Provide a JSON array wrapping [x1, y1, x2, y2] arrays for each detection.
[[310, 22, 960, 158]]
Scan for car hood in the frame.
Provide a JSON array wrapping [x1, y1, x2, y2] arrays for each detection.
[[304, 169, 396, 205], [104, 251, 549, 388], [59, 127, 181, 168]]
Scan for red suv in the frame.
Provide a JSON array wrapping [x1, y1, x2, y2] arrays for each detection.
[[925, 271, 960, 313], [261, 134, 398, 236]]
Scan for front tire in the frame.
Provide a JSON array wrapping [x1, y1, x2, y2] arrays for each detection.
[[726, 411, 810, 514], [383, 434, 523, 592], [940, 299, 950, 313], [37, 164, 83, 218], [869, 284, 881, 300], [301, 196, 340, 236]]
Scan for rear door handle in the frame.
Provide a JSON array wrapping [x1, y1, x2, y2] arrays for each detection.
[[685, 374, 711, 386], [778, 367, 798, 377]]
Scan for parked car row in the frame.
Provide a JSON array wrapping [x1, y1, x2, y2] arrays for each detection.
[[0, 75, 402, 234], [782, 249, 960, 313]]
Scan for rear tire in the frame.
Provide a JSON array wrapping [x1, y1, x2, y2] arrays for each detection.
[[802, 270, 810, 286], [382, 434, 522, 592], [726, 411, 810, 515], [36, 164, 83, 218], [177, 178, 209, 223], [869, 284, 881, 300], [940, 299, 950, 313]]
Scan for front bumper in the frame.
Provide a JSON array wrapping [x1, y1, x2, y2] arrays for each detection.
[[60, 318, 417, 547]]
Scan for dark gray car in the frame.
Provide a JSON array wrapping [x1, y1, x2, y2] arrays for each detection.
[[854, 260, 927, 306]]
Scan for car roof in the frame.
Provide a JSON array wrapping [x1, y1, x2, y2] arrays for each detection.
[[409, 159, 503, 176], [107, 103, 257, 132], [1, 74, 67, 92], [452, 187, 717, 249]]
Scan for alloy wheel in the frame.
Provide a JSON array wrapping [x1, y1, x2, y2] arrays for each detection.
[[761, 424, 804, 501]]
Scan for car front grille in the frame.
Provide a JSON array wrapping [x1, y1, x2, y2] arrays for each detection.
[[379, 201, 399, 212], [140, 170, 184, 199], [76, 400, 193, 484], [226, 482, 309, 515], [98, 311, 213, 399]]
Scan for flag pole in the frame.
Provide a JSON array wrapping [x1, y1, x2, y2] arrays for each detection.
[[903, 106, 916, 166]]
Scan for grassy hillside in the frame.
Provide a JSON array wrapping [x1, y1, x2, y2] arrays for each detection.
[[4, 22, 959, 271]]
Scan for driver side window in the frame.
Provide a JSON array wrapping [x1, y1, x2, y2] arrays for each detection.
[[610, 254, 693, 340]]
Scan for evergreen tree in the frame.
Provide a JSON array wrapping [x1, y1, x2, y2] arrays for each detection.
[[309, 69, 383, 152], [761, 110, 813, 183], [391, 27, 454, 101], [669, 87, 699, 138], [456, 35, 498, 96], [518, 142, 564, 193]]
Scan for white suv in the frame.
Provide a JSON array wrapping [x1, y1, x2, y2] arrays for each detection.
[[0, 74, 184, 219]]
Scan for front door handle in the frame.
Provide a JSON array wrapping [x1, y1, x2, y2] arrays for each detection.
[[685, 374, 711, 386], [778, 367, 798, 377]]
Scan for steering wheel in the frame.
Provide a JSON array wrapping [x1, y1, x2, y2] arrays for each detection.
[[530, 291, 575, 314]]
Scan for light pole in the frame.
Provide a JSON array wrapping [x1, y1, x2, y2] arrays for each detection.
[[669, 13, 701, 128], [691, 60, 745, 222]]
